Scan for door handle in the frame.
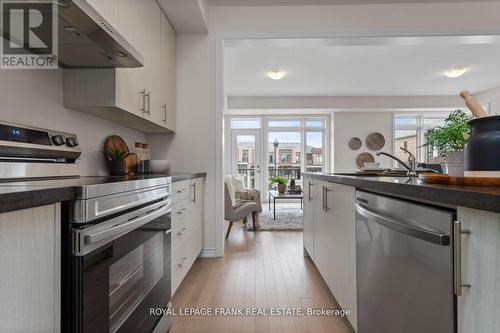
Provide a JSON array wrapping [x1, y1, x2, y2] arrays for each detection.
[[454, 221, 471, 296], [162, 104, 167, 123]]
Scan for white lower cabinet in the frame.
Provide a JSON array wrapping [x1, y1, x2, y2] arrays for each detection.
[[457, 207, 500, 333], [303, 175, 315, 258], [304, 177, 357, 331], [0, 204, 61, 333], [171, 178, 205, 295]]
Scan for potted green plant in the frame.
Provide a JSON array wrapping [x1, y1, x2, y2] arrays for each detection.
[[269, 176, 289, 193], [425, 110, 472, 176], [105, 148, 127, 175]]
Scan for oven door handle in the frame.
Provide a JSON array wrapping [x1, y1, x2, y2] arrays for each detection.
[[355, 203, 450, 246], [85, 201, 169, 245]]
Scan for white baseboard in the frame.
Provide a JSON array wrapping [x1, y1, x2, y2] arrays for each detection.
[[199, 247, 217, 257]]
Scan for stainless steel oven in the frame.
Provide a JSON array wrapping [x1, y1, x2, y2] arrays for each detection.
[[64, 178, 172, 333]]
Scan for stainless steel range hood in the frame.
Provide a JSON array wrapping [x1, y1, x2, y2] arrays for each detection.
[[57, 0, 143, 68]]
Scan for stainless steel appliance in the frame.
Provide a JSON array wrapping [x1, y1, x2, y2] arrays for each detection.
[[0, 121, 81, 179], [66, 177, 172, 333], [0, 121, 171, 332], [355, 191, 456, 333], [57, 0, 143, 68]]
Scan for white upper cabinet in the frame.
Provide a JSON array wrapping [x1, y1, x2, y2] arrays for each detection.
[[161, 13, 176, 131], [63, 0, 176, 133]]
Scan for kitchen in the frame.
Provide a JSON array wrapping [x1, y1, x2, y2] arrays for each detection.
[[1, 1, 500, 333]]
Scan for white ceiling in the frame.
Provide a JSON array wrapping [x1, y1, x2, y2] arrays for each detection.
[[209, 0, 494, 5], [225, 39, 500, 97]]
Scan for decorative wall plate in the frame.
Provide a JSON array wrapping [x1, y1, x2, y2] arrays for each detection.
[[366, 132, 385, 151], [348, 137, 362, 150], [355, 152, 375, 170]]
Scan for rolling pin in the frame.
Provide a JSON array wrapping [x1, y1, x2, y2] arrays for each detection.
[[460, 90, 488, 118]]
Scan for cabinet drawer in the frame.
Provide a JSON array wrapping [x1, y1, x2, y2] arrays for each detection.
[[171, 235, 196, 293], [171, 198, 191, 228], [172, 180, 190, 203]]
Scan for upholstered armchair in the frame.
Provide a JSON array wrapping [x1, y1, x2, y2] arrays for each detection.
[[224, 182, 259, 238]]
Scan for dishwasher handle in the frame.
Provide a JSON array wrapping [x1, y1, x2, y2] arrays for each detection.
[[355, 203, 450, 246]]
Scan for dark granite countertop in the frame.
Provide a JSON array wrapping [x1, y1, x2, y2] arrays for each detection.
[[0, 172, 206, 214], [169, 172, 207, 182], [304, 173, 500, 214]]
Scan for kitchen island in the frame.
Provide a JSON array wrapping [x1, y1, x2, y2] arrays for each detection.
[[303, 172, 500, 333]]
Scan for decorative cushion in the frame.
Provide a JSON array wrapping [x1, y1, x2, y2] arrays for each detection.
[[232, 174, 247, 192], [224, 175, 236, 205]]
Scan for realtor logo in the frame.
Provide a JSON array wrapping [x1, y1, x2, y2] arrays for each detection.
[[1, 0, 58, 69]]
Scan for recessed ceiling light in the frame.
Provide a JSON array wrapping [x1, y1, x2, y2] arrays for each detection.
[[444, 67, 467, 78], [267, 69, 285, 80]]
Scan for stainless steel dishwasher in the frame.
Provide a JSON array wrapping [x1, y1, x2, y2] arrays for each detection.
[[356, 191, 456, 333]]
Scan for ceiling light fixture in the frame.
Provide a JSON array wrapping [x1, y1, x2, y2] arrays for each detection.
[[444, 67, 467, 78], [267, 69, 285, 80]]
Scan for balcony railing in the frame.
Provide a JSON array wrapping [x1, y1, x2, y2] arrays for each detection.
[[268, 166, 301, 180], [236, 166, 323, 190]]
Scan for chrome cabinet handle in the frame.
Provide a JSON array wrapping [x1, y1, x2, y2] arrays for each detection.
[[322, 186, 331, 212], [322, 186, 326, 211], [177, 257, 188, 268], [140, 89, 146, 114], [308, 182, 314, 201], [145, 91, 151, 115], [176, 208, 187, 215], [177, 227, 187, 236], [162, 104, 167, 123], [191, 183, 196, 203], [454, 221, 471, 296], [177, 189, 188, 193]]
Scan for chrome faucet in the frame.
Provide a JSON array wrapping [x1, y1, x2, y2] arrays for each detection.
[[376, 146, 418, 176], [376, 151, 413, 173]]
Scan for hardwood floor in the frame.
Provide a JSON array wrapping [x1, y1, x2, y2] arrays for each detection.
[[170, 223, 354, 333]]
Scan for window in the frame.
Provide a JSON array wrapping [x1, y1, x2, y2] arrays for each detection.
[[305, 120, 323, 127], [231, 118, 261, 129], [393, 112, 461, 165], [268, 120, 301, 127], [280, 151, 291, 163], [295, 152, 301, 163], [229, 115, 329, 195]]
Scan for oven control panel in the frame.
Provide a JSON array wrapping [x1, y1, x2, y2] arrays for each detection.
[[0, 121, 81, 160]]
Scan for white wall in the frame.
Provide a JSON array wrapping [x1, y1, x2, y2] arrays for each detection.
[[151, 1, 500, 256], [474, 85, 500, 115], [0, 69, 147, 176], [333, 112, 394, 172], [227, 95, 463, 110]]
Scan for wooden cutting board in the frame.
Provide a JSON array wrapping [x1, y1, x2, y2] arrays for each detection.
[[419, 173, 500, 187], [103, 135, 129, 158]]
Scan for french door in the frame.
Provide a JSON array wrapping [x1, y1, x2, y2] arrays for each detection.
[[231, 130, 262, 194]]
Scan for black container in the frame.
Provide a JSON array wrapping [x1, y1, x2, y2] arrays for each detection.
[[108, 160, 126, 175], [464, 115, 500, 173]]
